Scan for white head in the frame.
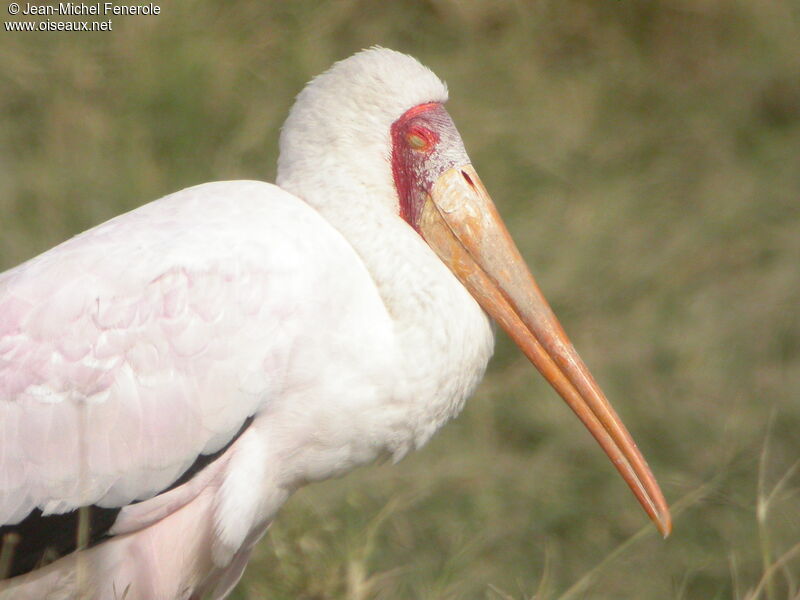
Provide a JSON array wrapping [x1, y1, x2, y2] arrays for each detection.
[[276, 47, 453, 218]]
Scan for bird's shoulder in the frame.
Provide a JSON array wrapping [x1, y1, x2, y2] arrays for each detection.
[[3, 180, 345, 285]]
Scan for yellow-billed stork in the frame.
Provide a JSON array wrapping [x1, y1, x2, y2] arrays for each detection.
[[0, 48, 670, 599]]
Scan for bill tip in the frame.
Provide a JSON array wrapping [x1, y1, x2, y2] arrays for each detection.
[[656, 510, 672, 538]]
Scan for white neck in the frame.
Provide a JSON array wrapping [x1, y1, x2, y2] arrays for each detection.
[[278, 171, 494, 451]]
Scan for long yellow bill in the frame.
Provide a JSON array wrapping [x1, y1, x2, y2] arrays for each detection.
[[419, 164, 671, 537]]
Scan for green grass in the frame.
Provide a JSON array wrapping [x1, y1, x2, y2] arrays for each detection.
[[2, 1, 799, 598]]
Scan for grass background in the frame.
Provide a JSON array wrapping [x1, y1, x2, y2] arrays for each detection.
[[1, 1, 799, 598]]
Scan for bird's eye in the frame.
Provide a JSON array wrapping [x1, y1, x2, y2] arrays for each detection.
[[406, 127, 434, 152]]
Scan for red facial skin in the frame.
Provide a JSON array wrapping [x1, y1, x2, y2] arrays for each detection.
[[390, 102, 467, 232]]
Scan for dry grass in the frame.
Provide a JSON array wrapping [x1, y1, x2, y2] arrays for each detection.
[[1, 1, 799, 598]]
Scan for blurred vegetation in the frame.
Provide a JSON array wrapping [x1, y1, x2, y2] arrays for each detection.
[[1, 0, 799, 598]]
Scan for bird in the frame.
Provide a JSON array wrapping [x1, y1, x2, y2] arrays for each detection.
[[0, 47, 671, 599]]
